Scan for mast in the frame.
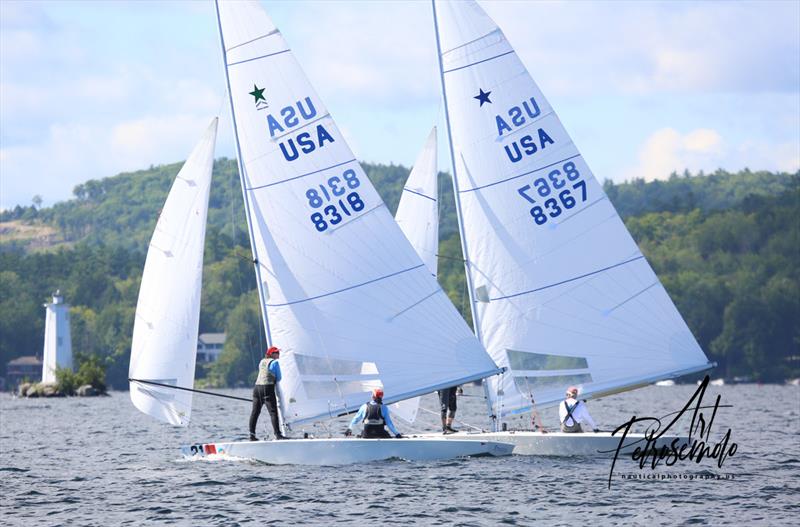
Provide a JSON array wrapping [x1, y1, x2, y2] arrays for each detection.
[[431, 0, 498, 429], [214, 0, 272, 345]]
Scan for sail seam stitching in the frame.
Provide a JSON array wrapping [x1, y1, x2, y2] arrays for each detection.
[[489, 255, 645, 301], [247, 158, 357, 190], [460, 153, 581, 193], [443, 50, 514, 74], [266, 263, 426, 307], [402, 187, 437, 202], [228, 48, 290, 67]]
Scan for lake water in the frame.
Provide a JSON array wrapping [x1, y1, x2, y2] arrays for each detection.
[[1, 383, 798, 525]]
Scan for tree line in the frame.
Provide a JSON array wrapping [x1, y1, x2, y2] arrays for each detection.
[[0, 163, 797, 387]]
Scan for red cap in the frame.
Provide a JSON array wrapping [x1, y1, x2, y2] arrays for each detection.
[[566, 386, 579, 397], [372, 387, 384, 399], [266, 346, 281, 357]]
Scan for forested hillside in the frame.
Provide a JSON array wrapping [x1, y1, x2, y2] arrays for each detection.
[[1, 164, 797, 387]]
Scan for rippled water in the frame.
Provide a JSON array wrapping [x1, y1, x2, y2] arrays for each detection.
[[1, 383, 798, 525]]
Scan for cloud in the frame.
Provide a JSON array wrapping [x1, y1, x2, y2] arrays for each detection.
[[626, 127, 799, 181], [0, 113, 223, 210]]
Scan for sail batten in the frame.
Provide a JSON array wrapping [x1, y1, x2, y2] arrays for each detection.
[[433, 0, 712, 421]]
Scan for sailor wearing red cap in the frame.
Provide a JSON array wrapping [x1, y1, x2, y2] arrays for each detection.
[[559, 386, 599, 433], [249, 346, 284, 440], [345, 387, 402, 439]]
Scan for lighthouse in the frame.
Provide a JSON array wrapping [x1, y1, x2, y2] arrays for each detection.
[[41, 290, 73, 384]]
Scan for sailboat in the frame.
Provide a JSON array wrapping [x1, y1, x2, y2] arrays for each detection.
[[127, 0, 514, 465], [427, 0, 714, 455]]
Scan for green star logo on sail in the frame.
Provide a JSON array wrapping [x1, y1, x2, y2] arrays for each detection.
[[249, 84, 267, 103]]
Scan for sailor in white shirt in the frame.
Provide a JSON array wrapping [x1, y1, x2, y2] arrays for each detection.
[[559, 386, 599, 433]]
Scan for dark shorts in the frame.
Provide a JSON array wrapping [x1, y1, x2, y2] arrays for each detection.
[[438, 387, 458, 418]]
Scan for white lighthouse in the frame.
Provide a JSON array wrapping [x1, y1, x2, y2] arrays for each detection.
[[41, 290, 73, 384]]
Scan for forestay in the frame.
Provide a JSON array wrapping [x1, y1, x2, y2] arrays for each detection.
[[432, 0, 711, 419], [216, 1, 499, 427], [395, 127, 439, 278], [129, 118, 218, 426]]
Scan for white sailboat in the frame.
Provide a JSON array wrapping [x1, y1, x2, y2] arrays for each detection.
[[428, 0, 713, 454], [129, 118, 218, 426], [173, 0, 512, 464]]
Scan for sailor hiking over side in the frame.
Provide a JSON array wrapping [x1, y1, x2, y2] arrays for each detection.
[[559, 386, 598, 433], [249, 346, 284, 440], [346, 388, 402, 439]]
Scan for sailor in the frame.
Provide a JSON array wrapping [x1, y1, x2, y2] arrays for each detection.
[[559, 386, 599, 433], [345, 388, 402, 439], [438, 385, 459, 434], [249, 346, 285, 441]]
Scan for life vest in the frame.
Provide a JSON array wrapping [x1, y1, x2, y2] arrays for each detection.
[[255, 359, 277, 385], [561, 400, 583, 433], [362, 401, 386, 436]]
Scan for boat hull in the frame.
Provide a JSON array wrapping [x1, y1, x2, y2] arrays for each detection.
[[419, 431, 689, 456], [181, 437, 514, 465]]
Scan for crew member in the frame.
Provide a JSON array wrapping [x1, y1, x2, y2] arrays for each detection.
[[346, 388, 402, 439], [438, 385, 459, 434], [249, 346, 284, 440], [559, 386, 598, 433]]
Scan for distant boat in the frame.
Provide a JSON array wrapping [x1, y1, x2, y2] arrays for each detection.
[[426, 0, 713, 455], [655, 380, 676, 387]]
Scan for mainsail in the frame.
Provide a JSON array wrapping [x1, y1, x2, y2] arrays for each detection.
[[216, 0, 499, 427], [432, 0, 712, 420], [129, 118, 218, 426]]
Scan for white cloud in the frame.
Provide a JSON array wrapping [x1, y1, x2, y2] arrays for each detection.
[[626, 127, 799, 182]]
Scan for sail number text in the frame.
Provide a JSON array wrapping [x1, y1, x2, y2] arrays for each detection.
[[517, 161, 587, 226], [305, 169, 364, 232]]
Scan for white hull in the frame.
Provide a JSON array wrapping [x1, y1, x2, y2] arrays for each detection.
[[420, 431, 689, 457], [182, 437, 513, 465]]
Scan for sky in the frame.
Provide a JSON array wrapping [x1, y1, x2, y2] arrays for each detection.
[[1, 0, 798, 210]]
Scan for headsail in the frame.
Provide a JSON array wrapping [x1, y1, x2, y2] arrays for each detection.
[[395, 127, 439, 277], [129, 118, 218, 426], [216, 1, 499, 427], [391, 127, 439, 423], [432, 0, 712, 419]]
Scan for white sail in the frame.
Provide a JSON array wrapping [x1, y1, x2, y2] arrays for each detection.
[[432, 0, 712, 419], [391, 127, 439, 423], [216, 0, 499, 427], [395, 127, 439, 277], [129, 118, 218, 426]]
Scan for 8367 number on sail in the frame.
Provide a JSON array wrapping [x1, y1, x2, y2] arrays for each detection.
[[305, 168, 365, 232], [517, 161, 587, 226]]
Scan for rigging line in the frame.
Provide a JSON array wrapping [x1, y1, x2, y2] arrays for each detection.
[[442, 50, 515, 75], [417, 405, 483, 432], [227, 48, 290, 67], [129, 378, 251, 403], [266, 263, 426, 307], [246, 158, 357, 191], [459, 153, 582, 193], [436, 253, 465, 262], [490, 255, 646, 302]]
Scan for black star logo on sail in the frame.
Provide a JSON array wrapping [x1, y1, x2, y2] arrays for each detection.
[[474, 88, 492, 107], [249, 84, 267, 104]]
